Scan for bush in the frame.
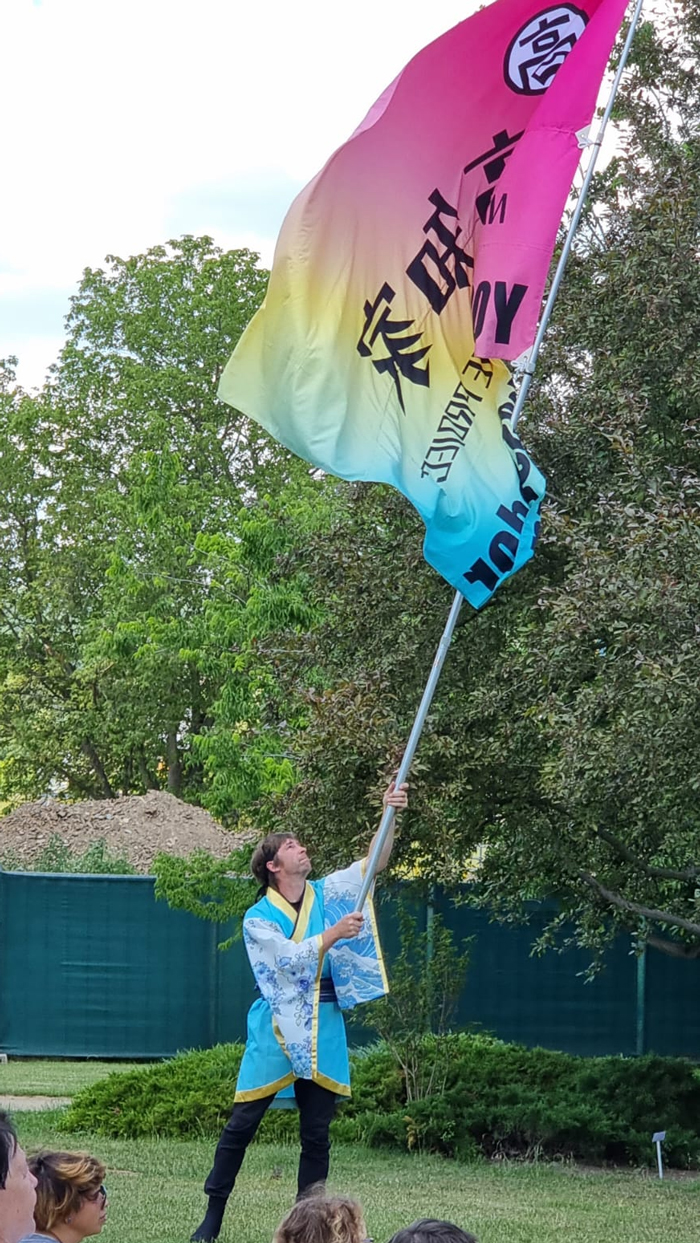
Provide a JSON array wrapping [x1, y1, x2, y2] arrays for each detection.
[[0, 835, 137, 874], [358, 903, 471, 1103], [64, 1044, 244, 1138], [63, 1034, 700, 1168]]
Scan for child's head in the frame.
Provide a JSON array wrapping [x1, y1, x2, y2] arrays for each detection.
[[274, 1190, 367, 1243]]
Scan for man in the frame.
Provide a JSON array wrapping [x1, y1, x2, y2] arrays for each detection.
[[190, 779, 408, 1243]]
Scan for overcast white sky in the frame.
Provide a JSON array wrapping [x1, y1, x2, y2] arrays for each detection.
[[2, 0, 482, 390]]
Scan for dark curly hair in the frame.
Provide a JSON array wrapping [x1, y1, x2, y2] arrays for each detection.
[[387, 1221, 477, 1243]]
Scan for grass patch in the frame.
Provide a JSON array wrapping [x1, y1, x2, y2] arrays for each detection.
[[0, 1060, 146, 1096], [11, 1112, 700, 1243]]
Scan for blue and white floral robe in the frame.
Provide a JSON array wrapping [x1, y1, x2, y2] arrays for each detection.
[[234, 859, 387, 1101]]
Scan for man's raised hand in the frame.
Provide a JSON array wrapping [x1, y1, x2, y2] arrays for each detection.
[[382, 779, 409, 811]]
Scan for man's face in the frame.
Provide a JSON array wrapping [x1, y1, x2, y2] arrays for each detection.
[[1, 1143, 37, 1243], [268, 837, 311, 883]]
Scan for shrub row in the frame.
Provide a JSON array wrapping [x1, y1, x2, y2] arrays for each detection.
[[63, 1033, 700, 1167]]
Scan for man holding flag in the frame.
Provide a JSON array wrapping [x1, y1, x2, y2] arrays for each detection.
[[190, 780, 408, 1243]]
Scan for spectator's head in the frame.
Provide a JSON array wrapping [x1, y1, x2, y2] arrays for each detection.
[[273, 1190, 367, 1243], [29, 1151, 107, 1241], [387, 1221, 478, 1243], [0, 1112, 37, 1243]]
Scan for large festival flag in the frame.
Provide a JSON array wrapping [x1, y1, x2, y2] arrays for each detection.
[[219, 0, 630, 607]]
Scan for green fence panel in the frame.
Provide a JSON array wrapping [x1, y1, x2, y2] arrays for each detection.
[[435, 893, 638, 1055], [1, 870, 698, 1059], [215, 923, 257, 1045], [643, 945, 700, 1057], [0, 871, 233, 1058]]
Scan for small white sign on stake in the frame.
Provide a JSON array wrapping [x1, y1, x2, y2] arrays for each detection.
[[652, 1131, 666, 1179]]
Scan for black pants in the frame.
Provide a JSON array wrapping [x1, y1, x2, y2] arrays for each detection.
[[204, 1078, 337, 1201]]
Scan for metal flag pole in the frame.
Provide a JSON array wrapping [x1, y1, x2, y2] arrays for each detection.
[[354, 0, 645, 913]]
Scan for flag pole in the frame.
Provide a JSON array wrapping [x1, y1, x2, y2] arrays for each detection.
[[353, 590, 464, 911], [354, 0, 645, 913]]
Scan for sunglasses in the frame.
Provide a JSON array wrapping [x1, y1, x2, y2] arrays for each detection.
[[85, 1184, 107, 1205]]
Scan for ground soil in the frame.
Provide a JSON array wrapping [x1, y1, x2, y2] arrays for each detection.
[[0, 790, 247, 873]]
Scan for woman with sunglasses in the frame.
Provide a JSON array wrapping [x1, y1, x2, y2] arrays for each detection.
[[20, 1152, 107, 1243]]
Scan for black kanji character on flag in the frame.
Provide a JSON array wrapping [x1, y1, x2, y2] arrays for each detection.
[[463, 128, 524, 225], [406, 189, 474, 314], [357, 282, 430, 413]]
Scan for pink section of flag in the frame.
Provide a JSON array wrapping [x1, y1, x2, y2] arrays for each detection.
[[471, 0, 631, 356], [338, 0, 630, 361]]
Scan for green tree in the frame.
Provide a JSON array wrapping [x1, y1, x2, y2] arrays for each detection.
[[0, 360, 113, 798], [0, 240, 324, 806]]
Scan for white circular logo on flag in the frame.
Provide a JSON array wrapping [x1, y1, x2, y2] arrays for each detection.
[[505, 4, 589, 95]]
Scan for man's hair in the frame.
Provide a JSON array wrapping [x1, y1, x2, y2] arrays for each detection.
[[273, 1191, 365, 1243], [387, 1221, 478, 1243], [250, 832, 296, 892], [29, 1151, 106, 1232], [0, 1113, 17, 1190]]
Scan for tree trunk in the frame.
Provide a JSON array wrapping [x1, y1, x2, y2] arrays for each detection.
[[166, 731, 182, 797], [80, 739, 114, 799], [137, 748, 158, 791], [122, 753, 134, 795]]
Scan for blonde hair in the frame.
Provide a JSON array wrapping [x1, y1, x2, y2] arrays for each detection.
[[29, 1151, 106, 1232], [274, 1192, 365, 1243]]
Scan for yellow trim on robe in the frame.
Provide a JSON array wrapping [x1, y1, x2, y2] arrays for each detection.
[[266, 886, 298, 922], [272, 1016, 287, 1052], [360, 856, 389, 993], [293, 884, 316, 943], [236, 869, 368, 1099], [311, 934, 326, 1079], [314, 1070, 351, 1096], [234, 1071, 295, 1102], [265, 883, 315, 943]]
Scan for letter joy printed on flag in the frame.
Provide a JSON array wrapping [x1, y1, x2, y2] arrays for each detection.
[[219, 0, 629, 606]]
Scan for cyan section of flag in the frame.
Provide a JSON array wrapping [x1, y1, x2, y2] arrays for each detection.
[[218, 0, 627, 605]]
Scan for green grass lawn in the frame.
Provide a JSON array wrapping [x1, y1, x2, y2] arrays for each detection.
[[0, 1060, 143, 1095], [11, 1110, 700, 1243]]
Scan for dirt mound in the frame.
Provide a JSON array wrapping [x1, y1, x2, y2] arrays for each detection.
[[0, 790, 246, 873]]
